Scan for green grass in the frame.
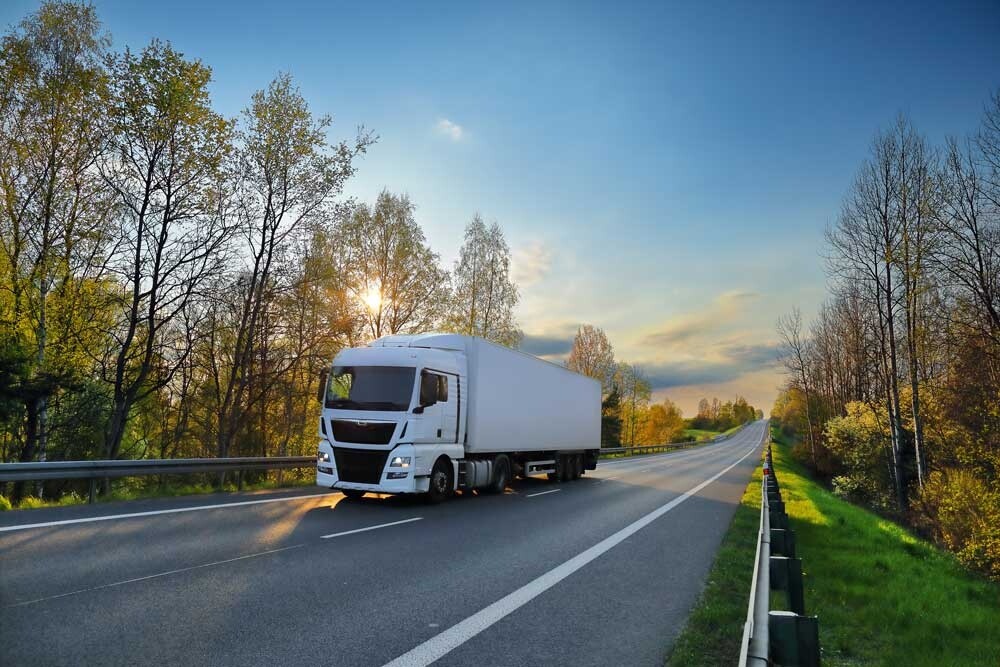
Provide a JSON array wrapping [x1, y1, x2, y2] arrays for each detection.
[[667, 428, 1000, 667], [683, 428, 721, 441], [1, 476, 314, 511]]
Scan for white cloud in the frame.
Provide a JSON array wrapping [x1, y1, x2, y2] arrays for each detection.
[[512, 240, 553, 287], [435, 118, 464, 141]]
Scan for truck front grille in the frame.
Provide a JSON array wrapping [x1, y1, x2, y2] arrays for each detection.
[[333, 448, 390, 484], [331, 420, 396, 445]]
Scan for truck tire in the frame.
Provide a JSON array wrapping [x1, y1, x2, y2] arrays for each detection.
[[426, 458, 454, 504], [558, 455, 571, 482], [574, 454, 584, 479], [547, 456, 563, 482], [342, 489, 366, 500], [486, 455, 510, 494]]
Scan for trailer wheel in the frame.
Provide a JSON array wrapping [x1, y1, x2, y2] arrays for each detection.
[[559, 455, 571, 482], [572, 455, 583, 480], [486, 455, 510, 494], [547, 456, 563, 482], [426, 458, 454, 504], [341, 489, 366, 500]]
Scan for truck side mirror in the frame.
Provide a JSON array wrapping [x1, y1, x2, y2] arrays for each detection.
[[317, 368, 328, 403], [419, 371, 438, 409]]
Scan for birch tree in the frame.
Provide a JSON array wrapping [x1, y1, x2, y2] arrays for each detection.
[[447, 214, 521, 346], [566, 324, 615, 393], [0, 1, 110, 496], [98, 41, 234, 462]]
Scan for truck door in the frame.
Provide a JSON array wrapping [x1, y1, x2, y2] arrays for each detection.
[[439, 374, 459, 443], [419, 370, 450, 443]]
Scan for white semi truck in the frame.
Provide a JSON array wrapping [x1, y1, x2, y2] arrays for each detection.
[[316, 333, 601, 502]]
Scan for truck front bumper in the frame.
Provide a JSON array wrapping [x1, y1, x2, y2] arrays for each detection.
[[316, 443, 429, 495]]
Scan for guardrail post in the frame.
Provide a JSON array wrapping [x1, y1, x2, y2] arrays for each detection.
[[768, 611, 820, 667], [769, 555, 806, 615], [237, 470, 244, 491], [88, 478, 96, 504], [769, 528, 796, 558]]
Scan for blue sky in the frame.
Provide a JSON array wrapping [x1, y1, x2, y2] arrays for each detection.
[[4, 1, 998, 412]]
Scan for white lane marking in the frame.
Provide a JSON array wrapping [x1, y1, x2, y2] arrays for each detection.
[[381, 444, 761, 667], [4, 543, 305, 608], [0, 492, 341, 533], [525, 489, 561, 498], [320, 517, 423, 539], [600, 476, 620, 483]]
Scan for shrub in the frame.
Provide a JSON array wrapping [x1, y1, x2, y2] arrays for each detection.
[[0, 494, 11, 511], [919, 469, 1000, 580], [17, 496, 47, 509]]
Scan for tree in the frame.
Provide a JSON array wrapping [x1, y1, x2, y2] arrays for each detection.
[[211, 73, 373, 463], [615, 362, 651, 446], [641, 398, 684, 445], [446, 214, 521, 346], [565, 324, 615, 393], [777, 308, 818, 466], [338, 190, 449, 340], [0, 1, 110, 494], [98, 40, 233, 463]]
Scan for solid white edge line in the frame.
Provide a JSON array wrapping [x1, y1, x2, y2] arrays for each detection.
[[5, 543, 306, 608], [0, 492, 340, 533], [381, 433, 762, 667], [320, 517, 423, 539], [525, 489, 561, 498]]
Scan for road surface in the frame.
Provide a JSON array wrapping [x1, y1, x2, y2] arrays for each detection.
[[0, 421, 767, 667]]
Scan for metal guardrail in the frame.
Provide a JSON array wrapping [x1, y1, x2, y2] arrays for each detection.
[[739, 444, 820, 666], [601, 421, 751, 457], [0, 456, 316, 503]]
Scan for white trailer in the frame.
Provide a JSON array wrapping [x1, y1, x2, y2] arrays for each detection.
[[315, 333, 601, 502]]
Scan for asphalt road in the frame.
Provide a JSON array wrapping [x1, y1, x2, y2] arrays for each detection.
[[0, 420, 767, 667]]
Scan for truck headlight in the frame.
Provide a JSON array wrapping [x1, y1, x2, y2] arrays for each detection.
[[389, 456, 411, 468], [317, 449, 331, 463]]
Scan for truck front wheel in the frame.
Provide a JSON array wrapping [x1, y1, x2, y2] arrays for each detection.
[[426, 459, 454, 504]]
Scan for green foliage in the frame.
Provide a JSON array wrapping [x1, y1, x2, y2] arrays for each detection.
[[918, 469, 1000, 581], [824, 401, 894, 509], [0, 494, 11, 511]]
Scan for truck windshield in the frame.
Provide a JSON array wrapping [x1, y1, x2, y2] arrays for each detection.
[[325, 366, 415, 412]]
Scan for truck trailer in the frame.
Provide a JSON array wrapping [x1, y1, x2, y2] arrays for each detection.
[[315, 333, 601, 502]]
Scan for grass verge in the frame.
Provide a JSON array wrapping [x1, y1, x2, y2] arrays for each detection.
[[666, 428, 1000, 667], [683, 428, 721, 442]]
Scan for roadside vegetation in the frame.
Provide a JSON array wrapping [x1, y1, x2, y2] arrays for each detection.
[[774, 90, 1000, 581], [666, 429, 1000, 666]]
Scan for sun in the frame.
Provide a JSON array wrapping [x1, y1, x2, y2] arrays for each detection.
[[363, 285, 383, 312]]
